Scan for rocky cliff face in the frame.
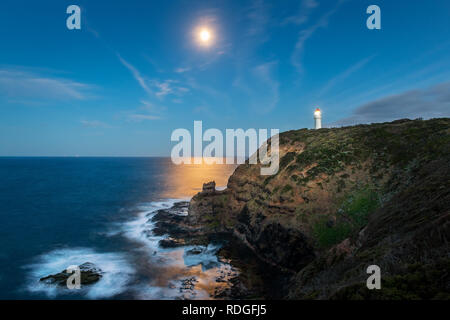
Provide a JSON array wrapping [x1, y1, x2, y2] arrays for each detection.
[[188, 118, 450, 299]]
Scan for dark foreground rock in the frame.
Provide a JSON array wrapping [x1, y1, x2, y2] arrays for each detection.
[[39, 262, 102, 286], [151, 200, 287, 299], [152, 201, 218, 248]]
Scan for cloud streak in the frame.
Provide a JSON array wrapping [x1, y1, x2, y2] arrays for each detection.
[[282, 0, 319, 26], [291, 0, 345, 73], [125, 100, 165, 122], [150, 79, 189, 98], [233, 61, 279, 114], [127, 114, 161, 122], [117, 54, 190, 101], [117, 54, 153, 96], [245, 0, 270, 38], [317, 55, 375, 97], [174, 67, 191, 73], [334, 81, 450, 126], [80, 120, 110, 128], [0, 68, 92, 101]]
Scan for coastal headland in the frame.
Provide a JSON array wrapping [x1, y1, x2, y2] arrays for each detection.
[[163, 118, 450, 299]]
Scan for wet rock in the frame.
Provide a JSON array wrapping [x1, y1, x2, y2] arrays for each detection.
[[216, 277, 226, 283], [159, 238, 186, 248], [213, 276, 250, 299], [39, 262, 102, 286], [151, 202, 190, 237], [186, 247, 204, 255], [180, 277, 197, 292]]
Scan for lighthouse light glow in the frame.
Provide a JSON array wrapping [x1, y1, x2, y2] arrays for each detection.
[[314, 108, 322, 129]]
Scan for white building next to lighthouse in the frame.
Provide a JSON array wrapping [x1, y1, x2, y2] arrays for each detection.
[[314, 108, 322, 129]]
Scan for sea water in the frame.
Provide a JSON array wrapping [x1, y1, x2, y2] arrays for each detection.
[[0, 157, 236, 299]]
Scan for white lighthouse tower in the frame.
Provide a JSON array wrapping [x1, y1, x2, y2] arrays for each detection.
[[314, 108, 322, 129]]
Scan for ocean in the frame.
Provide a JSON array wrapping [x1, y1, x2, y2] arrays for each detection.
[[0, 157, 237, 299]]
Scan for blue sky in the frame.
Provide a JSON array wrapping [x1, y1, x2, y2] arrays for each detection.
[[0, 0, 449, 156]]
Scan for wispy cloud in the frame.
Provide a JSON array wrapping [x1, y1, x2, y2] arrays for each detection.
[[174, 67, 191, 73], [254, 62, 279, 113], [80, 120, 110, 128], [193, 105, 210, 113], [233, 61, 279, 114], [150, 79, 189, 98], [317, 55, 375, 97], [142, 54, 165, 74], [153, 80, 173, 97], [334, 81, 450, 126], [186, 76, 232, 109], [0, 68, 92, 102], [282, 0, 319, 26], [139, 100, 164, 113], [245, 0, 270, 39], [321, 56, 450, 115], [291, 0, 345, 73], [117, 54, 190, 101], [125, 100, 165, 122], [127, 114, 161, 122], [117, 54, 153, 96]]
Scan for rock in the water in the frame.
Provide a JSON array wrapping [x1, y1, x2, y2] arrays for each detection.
[[159, 238, 186, 248], [180, 277, 197, 292], [39, 262, 103, 286], [186, 247, 204, 255]]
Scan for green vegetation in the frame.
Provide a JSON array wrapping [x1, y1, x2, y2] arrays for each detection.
[[279, 119, 450, 186], [214, 194, 229, 208], [340, 186, 380, 228], [313, 217, 352, 249], [281, 184, 293, 194], [279, 152, 296, 170], [313, 186, 381, 248]]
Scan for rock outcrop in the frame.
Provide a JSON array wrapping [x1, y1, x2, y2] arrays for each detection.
[[39, 262, 103, 286], [187, 118, 450, 299], [202, 181, 216, 194]]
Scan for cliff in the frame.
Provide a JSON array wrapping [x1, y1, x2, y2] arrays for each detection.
[[188, 118, 450, 299]]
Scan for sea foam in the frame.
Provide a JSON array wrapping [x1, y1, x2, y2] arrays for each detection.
[[120, 199, 236, 299], [24, 247, 134, 299]]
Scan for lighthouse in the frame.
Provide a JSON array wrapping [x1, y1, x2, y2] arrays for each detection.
[[314, 108, 322, 129]]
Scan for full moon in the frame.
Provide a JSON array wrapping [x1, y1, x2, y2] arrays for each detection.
[[199, 29, 211, 42], [193, 22, 215, 48]]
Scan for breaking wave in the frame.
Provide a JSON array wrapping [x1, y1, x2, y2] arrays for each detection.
[[24, 248, 134, 299]]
